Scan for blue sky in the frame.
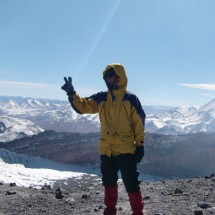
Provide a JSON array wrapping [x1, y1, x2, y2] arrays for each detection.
[[0, 0, 215, 106]]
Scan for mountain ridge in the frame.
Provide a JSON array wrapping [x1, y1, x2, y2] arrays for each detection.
[[1, 96, 215, 135]]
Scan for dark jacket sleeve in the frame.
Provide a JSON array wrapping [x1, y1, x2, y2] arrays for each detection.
[[130, 96, 146, 146]]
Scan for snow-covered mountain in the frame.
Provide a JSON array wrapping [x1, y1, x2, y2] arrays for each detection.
[[0, 97, 99, 133], [147, 99, 215, 134], [0, 116, 44, 142], [1, 96, 215, 135]]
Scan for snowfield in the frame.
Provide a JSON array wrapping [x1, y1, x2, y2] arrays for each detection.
[[0, 148, 100, 188]]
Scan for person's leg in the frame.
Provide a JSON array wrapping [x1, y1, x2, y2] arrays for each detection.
[[118, 154, 144, 215], [128, 192, 144, 215], [101, 155, 119, 215]]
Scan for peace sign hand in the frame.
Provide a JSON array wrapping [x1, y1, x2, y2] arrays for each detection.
[[61, 77, 74, 95]]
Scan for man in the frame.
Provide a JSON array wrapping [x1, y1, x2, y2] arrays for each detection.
[[61, 63, 146, 215]]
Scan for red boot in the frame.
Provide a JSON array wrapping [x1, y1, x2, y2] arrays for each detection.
[[128, 191, 144, 215], [104, 186, 118, 215]]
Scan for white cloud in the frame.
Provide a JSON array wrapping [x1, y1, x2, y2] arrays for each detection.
[[0, 80, 58, 90], [0, 80, 99, 97], [179, 83, 215, 91]]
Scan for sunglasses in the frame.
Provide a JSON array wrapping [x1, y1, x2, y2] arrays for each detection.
[[104, 68, 116, 79]]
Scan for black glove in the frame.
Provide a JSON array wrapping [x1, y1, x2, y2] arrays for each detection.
[[135, 145, 144, 163], [61, 77, 74, 96]]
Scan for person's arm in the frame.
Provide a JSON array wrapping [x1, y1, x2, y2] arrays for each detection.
[[131, 96, 146, 146], [61, 77, 98, 114], [68, 92, 98, 114], [130, 96, 146, 163]]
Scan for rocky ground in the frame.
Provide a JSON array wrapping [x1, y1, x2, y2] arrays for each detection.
[[0, 174, 215, 215]]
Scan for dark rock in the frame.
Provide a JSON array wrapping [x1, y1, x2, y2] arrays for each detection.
[[194, 210, 203, 215], [81, 194, 90, 199], [97, 204, 103, 209], [210, 173, 215, 177], [174, 188, 183, 194], [6, 190, 16, 195], [197, 202, 212, 209], [0, 182, 3, 185], [118, 206, 123, 211], [55, 187, 63, 199], [143, 195, 150, 200], [9, 183, 16, 187], [94, 208, 99, 212]]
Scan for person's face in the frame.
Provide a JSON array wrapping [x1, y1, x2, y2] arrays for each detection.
[[104, 69, 118, 89], [105, 73, 117, 83]]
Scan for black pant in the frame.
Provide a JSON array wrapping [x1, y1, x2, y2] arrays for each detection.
[[100, 154, 140, 193]]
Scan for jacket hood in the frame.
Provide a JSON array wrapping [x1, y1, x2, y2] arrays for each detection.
[[103, 63, 128, 93]]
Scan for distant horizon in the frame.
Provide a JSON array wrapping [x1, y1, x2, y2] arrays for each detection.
[[1, 94, 214, 108]]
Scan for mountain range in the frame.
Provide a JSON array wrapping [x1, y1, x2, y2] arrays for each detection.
[[146, 102, 215, 135], [1, 96, 215, 141]]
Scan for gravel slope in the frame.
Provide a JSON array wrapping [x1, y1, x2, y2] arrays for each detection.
[[0, 175, 215, 215]]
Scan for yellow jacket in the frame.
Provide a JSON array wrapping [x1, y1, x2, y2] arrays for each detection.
[[68, 63, 146, 156]]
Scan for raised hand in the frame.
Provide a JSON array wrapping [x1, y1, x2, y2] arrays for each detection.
[[61, 77, 74, 95]]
